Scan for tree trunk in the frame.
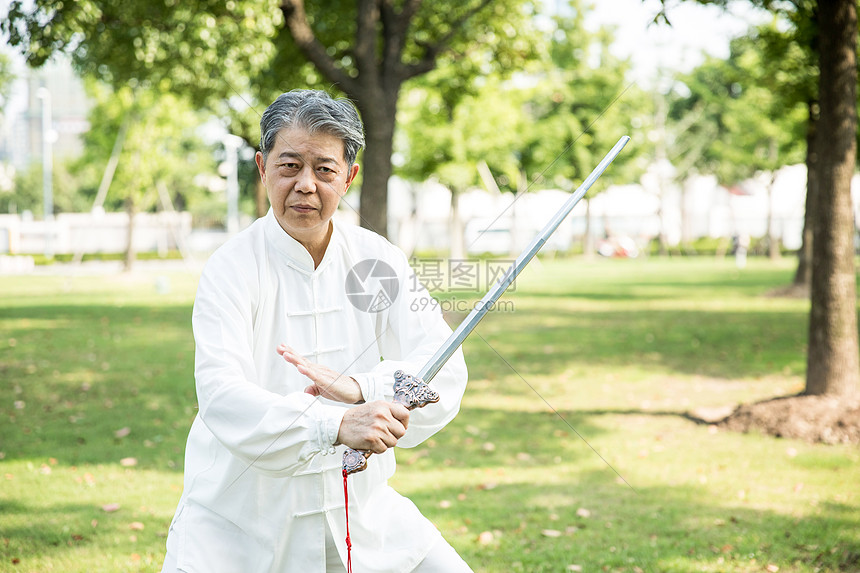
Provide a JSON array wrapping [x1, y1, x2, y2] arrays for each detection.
[[354, 97, 397, 238], [806, 0, 859, 399], [583, 199, 595, 258], [449, 188, 465, 260], [124, 195, 137, 273], [793, 101, 819, 287], [766, 173, 780, 261]]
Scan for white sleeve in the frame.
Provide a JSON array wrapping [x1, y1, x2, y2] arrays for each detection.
[[352, 248, 468, 448], [192, 253, 345, 477]]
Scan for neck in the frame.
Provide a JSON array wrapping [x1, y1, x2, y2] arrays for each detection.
[[295, 222, 333, 269]]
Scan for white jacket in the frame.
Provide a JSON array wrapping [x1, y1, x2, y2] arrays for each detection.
[[166, 211, 468, 572]]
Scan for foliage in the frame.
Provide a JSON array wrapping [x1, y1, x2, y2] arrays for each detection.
[[70, 81, 218, 219], [0, 51, 15, 112], [397, 0, 650, 197], [669, 21, 808, 185], [2, 0, 543, 236], [2, 260, 859, 571], [397, 74, 526, 194], [1, 160, 92, 216]]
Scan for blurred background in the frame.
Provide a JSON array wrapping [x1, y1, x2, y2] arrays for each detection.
[[0, 0, 851, 272]]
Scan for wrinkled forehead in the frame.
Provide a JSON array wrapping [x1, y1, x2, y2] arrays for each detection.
[[268, 126, 348, 164]]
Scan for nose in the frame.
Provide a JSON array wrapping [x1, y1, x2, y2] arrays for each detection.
[[294, 166, 316, 194]]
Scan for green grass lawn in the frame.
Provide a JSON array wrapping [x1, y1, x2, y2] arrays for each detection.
[[1, 258, 858, 572]]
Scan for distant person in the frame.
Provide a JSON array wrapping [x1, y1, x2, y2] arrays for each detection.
[[734, 232, 750, 269], [161, 90, 471, 572]]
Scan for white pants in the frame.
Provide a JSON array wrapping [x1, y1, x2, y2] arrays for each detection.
[[162, 521, 473, 573]]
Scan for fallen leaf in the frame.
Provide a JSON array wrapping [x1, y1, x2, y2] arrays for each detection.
[[129, 522, 144, 531], [477, 531, 494, 545], [567, 566, 583, 572], [438, 500, 451, 509], [541, 529, 562, 537], [114, 427, 131, 439], [120, 458, 137, 467], [576, 508, 591, 518], [101, 503, 121, 513], [766, 565, 779, 572]]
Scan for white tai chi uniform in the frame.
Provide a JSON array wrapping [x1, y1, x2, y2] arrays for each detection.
[[162, 210, 469, 573]]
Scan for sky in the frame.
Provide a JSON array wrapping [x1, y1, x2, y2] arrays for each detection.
[[584, 0, 770, 86]]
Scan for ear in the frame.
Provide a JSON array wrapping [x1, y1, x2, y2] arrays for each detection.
[[343, 163, 360, 194], [255, 151, 267, 184]]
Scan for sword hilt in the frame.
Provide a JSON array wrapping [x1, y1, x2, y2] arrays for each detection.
[[342, 370, 440, 475]]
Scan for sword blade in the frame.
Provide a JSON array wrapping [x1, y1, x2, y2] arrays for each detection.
[[417, 135, 630, 383]]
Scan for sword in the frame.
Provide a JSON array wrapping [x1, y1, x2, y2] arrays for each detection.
[[342, 135, 631, 474]]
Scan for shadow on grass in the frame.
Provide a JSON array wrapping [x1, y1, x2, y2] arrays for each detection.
[[400, 406, 611, 472], [405, 472, 860, 573], [0, 497, 167, 566], [1, 304, 196, 470], [466, 306, 810, 382]]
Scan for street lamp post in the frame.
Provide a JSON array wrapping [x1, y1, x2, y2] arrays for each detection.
[[36, 87, 54, 259], [223, 134, 243, 235]]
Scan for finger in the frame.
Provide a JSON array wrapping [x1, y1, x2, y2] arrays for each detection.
[[304, 384, 320, 396], [281, 348, 309, 366], [389, 403, 410, 428]]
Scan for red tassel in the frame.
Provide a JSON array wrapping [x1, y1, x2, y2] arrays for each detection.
[[343, 469, 353, 573]]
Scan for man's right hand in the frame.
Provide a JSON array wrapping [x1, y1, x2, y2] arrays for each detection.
[[337, 401, 410, 454]]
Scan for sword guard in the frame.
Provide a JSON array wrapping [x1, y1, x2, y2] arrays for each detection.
[[392, 370, 440, 410], [342, 370, 439, 475]]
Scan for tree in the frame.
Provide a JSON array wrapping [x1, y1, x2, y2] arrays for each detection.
[[398, 74, 526, 257], [670, 28, 807, 258], [806, 0, 859, 399], [74, 82, 217, 270], [513, 6, 649, 256], [660, 0, 859, 405], [400, 2, 647, 259], [3, 0, 539, 238]]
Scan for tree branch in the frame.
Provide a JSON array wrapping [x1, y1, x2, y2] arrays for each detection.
[[399, 0, 493, 82], [280, 0, 357, 93]]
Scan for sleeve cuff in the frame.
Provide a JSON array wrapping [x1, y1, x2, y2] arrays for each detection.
[[314, 403, 347, 455], [351, 372, 388, 402]]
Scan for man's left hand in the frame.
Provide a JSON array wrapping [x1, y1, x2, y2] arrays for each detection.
[[277, 344, 364, 404]]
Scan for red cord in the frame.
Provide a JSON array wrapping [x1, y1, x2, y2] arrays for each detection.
[[343, 469, 353, 573]]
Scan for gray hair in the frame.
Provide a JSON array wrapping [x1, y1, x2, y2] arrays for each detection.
[[259, 90, 365, 165]]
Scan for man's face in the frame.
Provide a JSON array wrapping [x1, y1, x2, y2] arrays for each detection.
[[256, 127, 359, 249]]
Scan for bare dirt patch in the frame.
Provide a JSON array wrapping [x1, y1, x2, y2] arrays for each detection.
[[716, 394, 860, 445]]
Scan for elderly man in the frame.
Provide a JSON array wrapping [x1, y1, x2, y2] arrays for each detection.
[[161, 90, 471, 572]]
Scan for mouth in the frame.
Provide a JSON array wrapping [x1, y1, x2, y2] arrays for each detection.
[[289, 204, 318, 214]]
